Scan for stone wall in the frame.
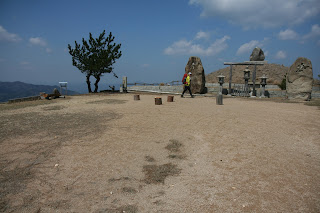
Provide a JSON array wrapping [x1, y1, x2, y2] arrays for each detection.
[[127, 85, 183, 94]]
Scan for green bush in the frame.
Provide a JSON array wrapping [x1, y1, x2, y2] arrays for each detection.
[[278, 75, 286, 90]]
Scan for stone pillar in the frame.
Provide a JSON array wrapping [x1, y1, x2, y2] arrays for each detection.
[[122, 76, 127, 93], [185, 56, 206, 94], [252, 65, 257, 97], [250, 47, 265, 97], [243, 67, 251, 97], [216, 75, 225, 105], [228, 65, 233, 95], [286, 57, 313, 101]]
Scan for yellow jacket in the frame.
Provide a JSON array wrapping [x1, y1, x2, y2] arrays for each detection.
[[185, 76, 191, 86]]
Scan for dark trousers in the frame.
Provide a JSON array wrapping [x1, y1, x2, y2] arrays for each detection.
[[182, 86, 193, 96]]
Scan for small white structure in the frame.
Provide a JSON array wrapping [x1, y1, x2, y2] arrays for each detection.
[[59, 82, 68, 96]]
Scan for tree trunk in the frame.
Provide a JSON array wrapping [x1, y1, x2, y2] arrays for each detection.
[[86, 74, 92, 93], [94, 75, 101, 93]]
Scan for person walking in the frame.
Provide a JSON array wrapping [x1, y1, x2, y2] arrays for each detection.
[[181, 72, 194, 98]]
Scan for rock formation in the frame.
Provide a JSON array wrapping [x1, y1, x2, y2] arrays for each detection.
[[250, 47, 265, 61], [286, 57, 313, 101], [53, 88, 61, 97], [185, 56, 206, 94]]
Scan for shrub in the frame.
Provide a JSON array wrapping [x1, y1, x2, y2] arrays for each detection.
[[278, 75, 286, 90]]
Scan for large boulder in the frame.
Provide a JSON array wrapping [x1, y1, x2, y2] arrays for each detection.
[[286, 57, 313, 101], [53, 88, 61, 98], [250, 47, 265, 61], [185, 56, 206, 94]]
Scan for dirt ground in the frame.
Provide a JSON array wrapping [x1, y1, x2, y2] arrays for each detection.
[[0, 93, 319, 213]]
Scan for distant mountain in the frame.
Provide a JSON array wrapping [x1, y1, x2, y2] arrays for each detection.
[[0, 81, 79, 103]]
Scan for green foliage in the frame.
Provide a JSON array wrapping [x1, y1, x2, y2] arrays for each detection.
[[278, 75, 286, 90], [68, 30, 122, 93]]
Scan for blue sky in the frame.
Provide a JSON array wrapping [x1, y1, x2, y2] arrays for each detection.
[[1, 0, 320, 92]]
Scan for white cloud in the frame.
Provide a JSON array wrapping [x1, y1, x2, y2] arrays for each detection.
[[0, 25, 21, 42], [189, 0, 320, 28], [278, 29, 299, 40], [164, 35, 230, 56], [195, 31, 210, 40], [29, 37, 47, 46], [20, 61, 30, 65], [236, 40, 262, 55], [19, 61, 33, 70], [141, 64, 149, 68], [46, 48, 52, 53], [275, 50, 287, 59], [29, 37, 53, 53], [303, 24, 320, 39], [311, 24, 320, 35], [206, 36, 231, 55], [164, 39, 192, 55]]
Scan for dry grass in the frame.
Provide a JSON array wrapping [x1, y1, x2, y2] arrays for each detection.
[[143, 163, 181, 184], [0, 111, 118, 141], [0, 109, 120, 212], [108, 177, 131, 182], [42, 105, 66, 111], [98, 205, 138, 213], [122, 187, 138, 194], [86, 99, 127, 105], [168, 154, 186, 160], [0, 100, 57, 111], [165, 139, 182, 152], [145, 155, 156, 162]]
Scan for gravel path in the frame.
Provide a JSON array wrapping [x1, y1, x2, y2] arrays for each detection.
[[1, 94, 319, 212]]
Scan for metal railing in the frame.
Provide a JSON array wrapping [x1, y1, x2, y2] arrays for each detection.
[[232, 85, 251, 97]]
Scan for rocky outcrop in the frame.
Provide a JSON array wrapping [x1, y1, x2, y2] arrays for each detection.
[[185, 56, 206, 94], [286, 57, 313, 101], [250, 47, 265, 61], [53, 88, 61, 97]]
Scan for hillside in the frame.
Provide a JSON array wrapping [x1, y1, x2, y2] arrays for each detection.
[[0, 81, 79, 103], [206, 63, 289, 85]]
